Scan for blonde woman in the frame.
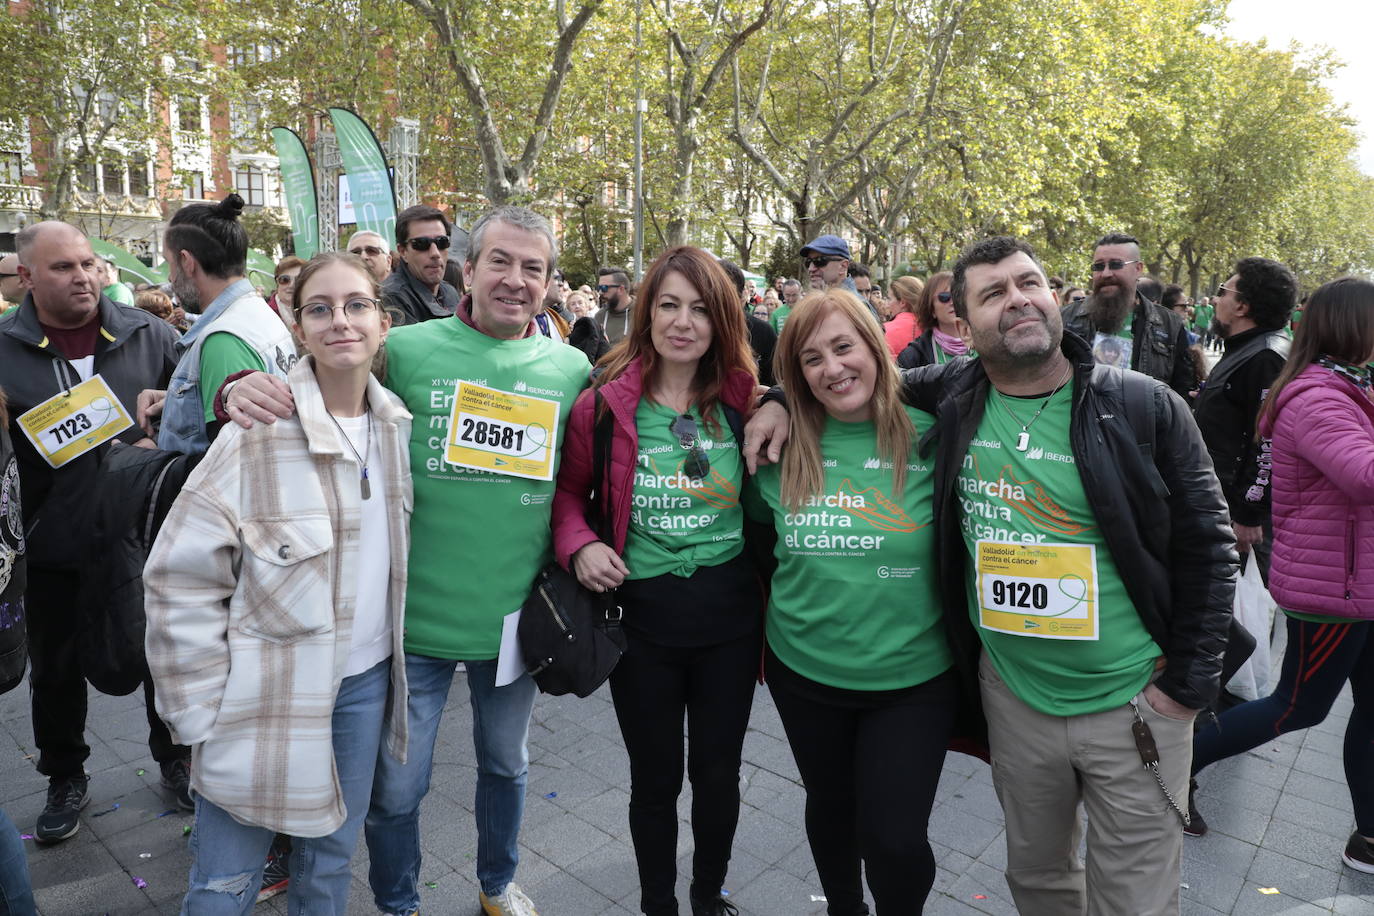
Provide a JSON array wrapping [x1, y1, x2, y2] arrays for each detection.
[[746, 290, 956, 914], [883, 275, 924, 358]]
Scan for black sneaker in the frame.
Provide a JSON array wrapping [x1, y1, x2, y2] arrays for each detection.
[[1343, 832, 1374, 874], [689, 885, 739, 916], [35, 774, 89, 844], [1184, 778, 1208, 837], [160, 757, 194, 812], [257, 834, 292, 903]]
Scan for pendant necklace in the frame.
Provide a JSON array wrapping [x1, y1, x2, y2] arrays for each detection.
[[994, 363, 1072, 452], [327, 402, 374, 499]]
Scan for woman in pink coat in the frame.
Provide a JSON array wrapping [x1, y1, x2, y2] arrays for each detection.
[[1190, 277, 1374, 874], [552, 246, 761, 916]]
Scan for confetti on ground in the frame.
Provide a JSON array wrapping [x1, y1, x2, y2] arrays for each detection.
[[543, 792, 557, 799], [19, 834, 33, 840], [156, 809, 177, 818], [425, 882, 438, 889], [721, 889, 730, 897], [139, 853, 152, 859], [1180, 883, 1190, 890], [1258, 887, 1280, 895], [973, 894, 987, 900], [136, 769, 145, 776], [132, 877, 148, 889], [92, 803, 120, 817], [183, 825, 192, 836], [810, 896, 827, 903]]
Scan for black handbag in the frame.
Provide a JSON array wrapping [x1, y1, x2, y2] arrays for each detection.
[[518, 392, 626, 697]]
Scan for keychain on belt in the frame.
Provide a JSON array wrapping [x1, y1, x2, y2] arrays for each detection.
[[1129, 697, 1191, 828]]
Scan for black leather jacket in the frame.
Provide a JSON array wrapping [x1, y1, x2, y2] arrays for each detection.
[[1062, 292, 1194, 398], [904, 331, 1241, 711], [1191, 327, 1289, 527], [380, 260, 460, 326]]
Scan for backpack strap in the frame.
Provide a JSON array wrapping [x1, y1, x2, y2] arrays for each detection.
[[1105, 365, 1168, 498]]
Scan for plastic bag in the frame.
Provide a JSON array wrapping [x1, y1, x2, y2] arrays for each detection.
[[1226, 555, 1275, 701]]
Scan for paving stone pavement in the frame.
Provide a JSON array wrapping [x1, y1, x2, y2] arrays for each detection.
[[2, 623, 1372, 915]]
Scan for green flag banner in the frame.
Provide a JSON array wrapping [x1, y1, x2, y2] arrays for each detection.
[[87, 238, 160, 285], [328, 107, 396, 245], [246, 249, 277, 287], [270, 126, 319, 258]]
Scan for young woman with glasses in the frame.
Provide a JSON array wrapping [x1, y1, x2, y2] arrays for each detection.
[[145, 251, 412, 914], [747, 289, 957, 914], [552, 246, 761, 916], [897, 271, 972, 369]]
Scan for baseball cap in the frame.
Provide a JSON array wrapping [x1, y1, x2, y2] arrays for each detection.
[[799, 234, 851, 260]]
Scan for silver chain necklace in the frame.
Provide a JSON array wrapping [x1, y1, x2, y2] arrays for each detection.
[[992, 363, 1072, 452], [325, 403, 374, 499]]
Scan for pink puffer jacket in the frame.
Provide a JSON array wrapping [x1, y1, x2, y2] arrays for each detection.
[[1259, 363, 1374, 618]]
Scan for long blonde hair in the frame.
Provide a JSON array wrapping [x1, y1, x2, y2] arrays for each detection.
[[774, 290, 914, 511]]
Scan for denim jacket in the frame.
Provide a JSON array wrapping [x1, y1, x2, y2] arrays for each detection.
[[157, 278, 296, 455]]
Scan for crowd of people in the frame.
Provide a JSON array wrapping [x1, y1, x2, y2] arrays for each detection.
[[0, 199, 1370, 916]]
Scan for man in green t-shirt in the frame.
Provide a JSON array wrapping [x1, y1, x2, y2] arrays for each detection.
[[769, 277, 800, 335], [224, 205, 589, 916], [937, 236, 1238, 914]]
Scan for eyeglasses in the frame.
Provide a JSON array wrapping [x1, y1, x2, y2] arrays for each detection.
[[597, 283, 623, 293], [276, 274, 295, 286], [404, 235, 450, 252], [1217, 284, 1238, 297], [349, 245, 385, 257], [1089, 258, 1142, 273], [296, 297, 380, 326], [804, 256, 838, 269], [668, 414, 710, 480], [936, 291, 952, 303], [0, 272, 15, 279], [1069, 294, 1087, 303]]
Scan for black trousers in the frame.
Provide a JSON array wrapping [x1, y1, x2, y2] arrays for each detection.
[[767, 651, 956, 916], [609, 627, 761, 916], [26, 567, 185, 779]]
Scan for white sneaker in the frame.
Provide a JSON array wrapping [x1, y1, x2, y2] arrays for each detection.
[[480, 883, 539, 916]]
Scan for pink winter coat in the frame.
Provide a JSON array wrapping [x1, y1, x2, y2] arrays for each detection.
[[1259, 362, 1374, 618], [551, 357, 758, 569], [883, 312, 921, 359]]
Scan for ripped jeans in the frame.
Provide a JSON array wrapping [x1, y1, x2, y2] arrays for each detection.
[[180, 658, 390, 915]]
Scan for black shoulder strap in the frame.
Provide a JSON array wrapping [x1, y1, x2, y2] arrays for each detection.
[[1107, 365, 1169, 498], [720, 403, 748, 479], [591, 390, 615, 542]]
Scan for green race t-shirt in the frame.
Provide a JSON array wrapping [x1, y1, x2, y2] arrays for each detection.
[[1194, 304, 1214, 331], [198, 332, 266, 421], [957, 385, 1159, 715], [624, 399, 744, 580], [746, 408, 952, 691], [385, 316, 591, 659], [769, 305, 791, 336]]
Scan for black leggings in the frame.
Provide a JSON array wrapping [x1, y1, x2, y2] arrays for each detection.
[[609, 628, 761, 915], [767, 651, 956, 916]]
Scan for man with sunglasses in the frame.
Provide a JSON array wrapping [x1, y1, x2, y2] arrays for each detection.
[[0, 253, 23, 309], [345, 229, 393, 285], [594, 266, 633, 346], [380, 204, 460, 326], [799, 235, 881, 324], [1061, 232, 1193, 397]]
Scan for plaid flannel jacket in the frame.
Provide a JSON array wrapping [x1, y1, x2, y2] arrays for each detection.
[[144, 360, 412, 837]]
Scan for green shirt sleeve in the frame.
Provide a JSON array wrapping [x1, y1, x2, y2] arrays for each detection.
[[198, 332, 266, 422]]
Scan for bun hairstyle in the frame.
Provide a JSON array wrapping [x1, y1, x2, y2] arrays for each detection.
[[164, 192, 249, 279]]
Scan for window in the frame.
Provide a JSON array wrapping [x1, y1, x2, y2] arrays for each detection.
[[229, 43, 257, 67], [102, 158, 124, 195], [128, 154, 149, 196], [77, 159, 97, 192], [232, 166, 265, 206], [177, 97, 200, 133], [230, 100, 262, 146], [0, 152, 19, 184], [183, 171, 204, 200]]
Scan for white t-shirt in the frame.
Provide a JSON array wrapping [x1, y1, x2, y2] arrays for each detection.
[[333, 412, 393, 676]]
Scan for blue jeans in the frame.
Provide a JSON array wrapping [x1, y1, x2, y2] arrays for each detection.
[[181, 659, 390, 915], [0, 808, 35, 916], [366, 655, 536, 913]]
